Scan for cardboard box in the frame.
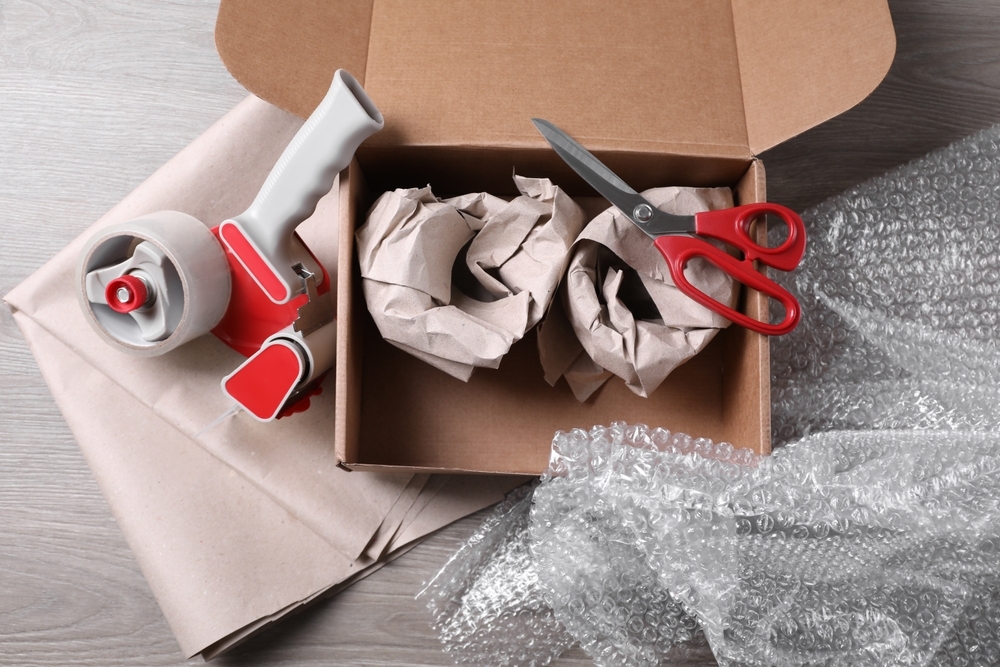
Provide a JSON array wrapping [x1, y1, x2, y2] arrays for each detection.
[[215, 0, 895, 474]]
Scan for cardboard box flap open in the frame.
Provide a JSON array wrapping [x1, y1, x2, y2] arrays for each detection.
[[215, 0, 894, 159]]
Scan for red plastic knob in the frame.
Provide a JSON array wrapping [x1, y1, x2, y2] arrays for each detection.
[[105, 275, 149, 314]]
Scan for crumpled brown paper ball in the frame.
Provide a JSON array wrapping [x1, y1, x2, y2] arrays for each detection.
[[357, 175, 585, 381], [537, 186, 737, 401]]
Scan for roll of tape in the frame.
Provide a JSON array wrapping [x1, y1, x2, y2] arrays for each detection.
[[76, 211, 231, 356]]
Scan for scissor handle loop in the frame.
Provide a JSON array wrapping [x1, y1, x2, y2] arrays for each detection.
[[693, 203, 806, 272], [654, 235, 801, 336]]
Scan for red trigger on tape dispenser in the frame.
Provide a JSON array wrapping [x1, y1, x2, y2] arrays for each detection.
[[76, 70, 384, 422]]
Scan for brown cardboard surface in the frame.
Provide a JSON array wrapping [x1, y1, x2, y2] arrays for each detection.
[[354, 327, 732, 473], [733, 0, 897, 154], [215, 0, 375, 115], [722, 160, 771, 451], [336, 158, 770, 474], [359, 0, 747, 156], [335, 160, 366, 469], [215, 0, 894, 158]]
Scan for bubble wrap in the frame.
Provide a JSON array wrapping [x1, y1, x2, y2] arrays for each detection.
[[422, 126, 1000, 667], [531, 426, 721, 667], [421, 484, 576, 667], [426, 425, 1000, 667], [772, 124, 1000, 443]]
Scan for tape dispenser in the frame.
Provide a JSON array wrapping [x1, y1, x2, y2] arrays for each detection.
[[76, 70, 383, 422]]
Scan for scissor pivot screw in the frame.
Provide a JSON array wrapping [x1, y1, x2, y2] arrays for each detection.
[[633, 204, 654, 222]]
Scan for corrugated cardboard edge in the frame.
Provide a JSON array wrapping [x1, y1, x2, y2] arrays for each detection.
[[335, 161, 365, 467], [723, 159, 770, 455]]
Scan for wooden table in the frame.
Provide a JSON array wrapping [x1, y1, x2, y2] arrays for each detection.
[[3, 1, 999, 665]]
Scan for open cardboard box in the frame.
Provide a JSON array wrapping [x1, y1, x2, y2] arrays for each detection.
[[216, 0, 895, 474]]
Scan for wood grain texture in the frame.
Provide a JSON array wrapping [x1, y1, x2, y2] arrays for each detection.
[[2, 0, 999, 665], [761, 0, 1000, 210]]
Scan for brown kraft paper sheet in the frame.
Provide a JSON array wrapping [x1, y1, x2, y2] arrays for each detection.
[[4, 94, 525, 658]]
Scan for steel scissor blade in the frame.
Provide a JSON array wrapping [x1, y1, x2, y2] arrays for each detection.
[[531, 118, 638, 196], [531, 118, 690, 237]]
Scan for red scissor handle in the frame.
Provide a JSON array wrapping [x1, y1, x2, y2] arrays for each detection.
[[654, 235, 801, 336], [693, 203, 806, 272]]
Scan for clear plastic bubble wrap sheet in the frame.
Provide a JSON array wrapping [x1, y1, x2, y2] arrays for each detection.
[[422, 125, 1000, 667], [771, 124, 1000, 443], [426, 425, 1000, 667], [421, 484, 576, 667]]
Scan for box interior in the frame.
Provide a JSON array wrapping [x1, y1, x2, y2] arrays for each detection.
[[215, 0, 895, 475], [336, 149, 769, 474]]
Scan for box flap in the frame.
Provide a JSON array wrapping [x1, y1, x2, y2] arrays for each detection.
[[215, 0, 376, 115], [215, 0, 894, 158], [358, 0, 751, 158], [732, 0, 896, 154]]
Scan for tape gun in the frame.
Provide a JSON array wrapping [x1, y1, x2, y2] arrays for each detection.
[[76, 70, 383, 422]]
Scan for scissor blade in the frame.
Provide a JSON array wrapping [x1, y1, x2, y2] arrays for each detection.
[[532, 118, 638, 199], [532, 118, 690, 237]]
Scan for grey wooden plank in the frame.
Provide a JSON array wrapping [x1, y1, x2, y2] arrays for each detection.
[[2, 0, 998, 666]]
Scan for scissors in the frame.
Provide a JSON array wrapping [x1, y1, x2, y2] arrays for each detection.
[[532, 118, 806, 336]]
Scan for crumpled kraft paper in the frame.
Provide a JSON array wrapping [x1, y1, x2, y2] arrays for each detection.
[[356, 177, 585, 381], [3, 94, 524, 659], [538, 187, 737, 401]]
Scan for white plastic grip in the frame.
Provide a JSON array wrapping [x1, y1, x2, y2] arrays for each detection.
[[221, 69, 384, 304]]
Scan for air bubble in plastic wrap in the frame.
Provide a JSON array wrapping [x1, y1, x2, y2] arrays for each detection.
[[771, 124, 1000, 444]]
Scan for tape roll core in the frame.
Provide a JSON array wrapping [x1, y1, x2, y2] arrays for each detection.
[[76, 211, 232, 356]]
